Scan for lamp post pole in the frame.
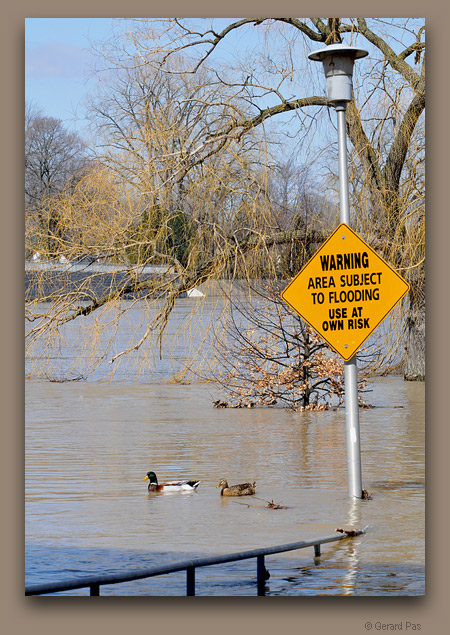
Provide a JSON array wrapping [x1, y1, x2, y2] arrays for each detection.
[[308, 43, 368, 498], [335, 101, 362, 498]]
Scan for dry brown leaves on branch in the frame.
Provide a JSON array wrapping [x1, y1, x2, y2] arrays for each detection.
[[212, 292, 353, 411]]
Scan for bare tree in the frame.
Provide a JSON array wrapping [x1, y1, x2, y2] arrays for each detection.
[[25, 110, 89, 256], [210, 282, 372, 411], [25, 112, 87, 210]]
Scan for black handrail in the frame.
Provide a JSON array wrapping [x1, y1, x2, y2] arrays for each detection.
[[25, 529, 364, 596]]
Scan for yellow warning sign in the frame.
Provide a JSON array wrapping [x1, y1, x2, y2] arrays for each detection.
[[281, 223, 410, 361]]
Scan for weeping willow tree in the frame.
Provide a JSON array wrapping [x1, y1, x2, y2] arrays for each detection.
[[25, 60, 306, 380], [25, 18, 425, 383]]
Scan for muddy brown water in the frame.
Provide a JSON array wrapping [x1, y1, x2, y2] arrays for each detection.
[[25, 371, 424, 595]]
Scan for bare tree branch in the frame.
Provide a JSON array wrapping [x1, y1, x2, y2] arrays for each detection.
[[356, 18, 423, 92]]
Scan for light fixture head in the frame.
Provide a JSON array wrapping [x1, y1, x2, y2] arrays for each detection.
[[308, 43, 368, 103]]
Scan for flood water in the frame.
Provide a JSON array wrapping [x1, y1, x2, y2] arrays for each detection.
[[25, 298, 425, 596]]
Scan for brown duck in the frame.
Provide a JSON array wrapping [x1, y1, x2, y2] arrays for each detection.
[[217, 479, 256, 496]]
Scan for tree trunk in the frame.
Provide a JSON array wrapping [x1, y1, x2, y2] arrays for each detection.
[[404, 287, 425, 381]]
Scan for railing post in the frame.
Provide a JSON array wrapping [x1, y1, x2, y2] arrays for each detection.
[[90, 583, 100, 596], [186, 566, 195, 596], [257, 555, 268, 596], [314, 544, 321, 557]]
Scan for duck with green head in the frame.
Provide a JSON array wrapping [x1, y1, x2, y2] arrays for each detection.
[[143, 471, 200, 493]]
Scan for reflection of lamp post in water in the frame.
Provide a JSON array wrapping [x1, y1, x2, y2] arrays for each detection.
[[308, 42, 368, 499]]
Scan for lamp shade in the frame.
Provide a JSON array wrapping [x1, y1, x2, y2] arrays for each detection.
[[308, 43, 368, 103]]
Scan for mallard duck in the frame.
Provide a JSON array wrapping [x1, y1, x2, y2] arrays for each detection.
[[217, 479, 256, 496], [143, 471, 200, 493]]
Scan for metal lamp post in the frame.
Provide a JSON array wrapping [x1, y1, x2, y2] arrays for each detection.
[[308, 42, 368, 498]]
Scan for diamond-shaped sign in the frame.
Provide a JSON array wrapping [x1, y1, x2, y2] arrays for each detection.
[[281, 223, 410, 361]]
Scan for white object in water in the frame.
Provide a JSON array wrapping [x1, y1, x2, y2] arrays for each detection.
[[187, 288, 204, 298]]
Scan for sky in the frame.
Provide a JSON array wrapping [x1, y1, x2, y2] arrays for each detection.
[[24, 18, 253, 138], [25, 18, 119, 134]]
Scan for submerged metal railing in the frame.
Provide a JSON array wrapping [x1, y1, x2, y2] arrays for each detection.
[[25, 529, 365, 596]]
